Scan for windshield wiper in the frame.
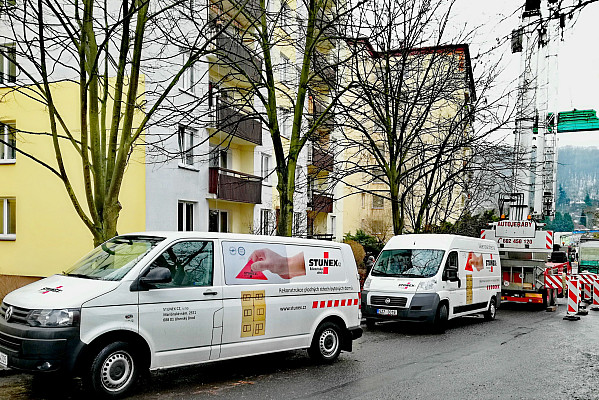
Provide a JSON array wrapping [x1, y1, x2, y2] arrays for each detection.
[[64, 273, 100, 280], [397, 273, 422, 278]]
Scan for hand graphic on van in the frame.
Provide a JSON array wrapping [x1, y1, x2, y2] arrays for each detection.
[[248, 249, 306, 280], [465, 252, 484, 272]]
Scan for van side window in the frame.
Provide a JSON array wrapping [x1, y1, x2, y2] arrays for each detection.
[[148, 241, 214, 287], [445, 251, 458, 270]]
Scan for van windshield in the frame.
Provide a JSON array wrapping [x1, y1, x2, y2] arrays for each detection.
[[63, 236, 165, 281], [372, 249, 445, 278]]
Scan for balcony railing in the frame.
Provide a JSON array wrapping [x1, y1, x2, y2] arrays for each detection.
[[211, 100, 262, 145], [309, 146, 334, 171], [308, 100, 334, 131], [312, 53, 337, 85], [308, 189, 333, 213], [210, 27, 262, 82], [209, 167, 262, 204]]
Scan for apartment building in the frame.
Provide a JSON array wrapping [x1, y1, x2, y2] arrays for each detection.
[[338, 42, 476, 238]]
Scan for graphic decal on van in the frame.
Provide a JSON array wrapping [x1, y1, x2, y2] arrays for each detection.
[[236, 259, 268, 280], [223, 242, 346, 285], [465, 252, 484, 272], [39, 286, 63, 294], [241, 290, 266, 337]]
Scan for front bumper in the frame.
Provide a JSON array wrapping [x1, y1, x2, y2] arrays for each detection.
[[361, 291, 439, 323], [0, 316, 84, 373]]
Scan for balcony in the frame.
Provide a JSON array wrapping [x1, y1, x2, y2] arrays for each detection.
[[312, 52, 337, 86], [309, 146, 334, 172], [209, 167, 262, 204], [308, 100, 334, 132], [210, 28, 262, 82], [308, 189, 333, 213], [211, 0, 261, 25], [211, 100, 262, 145]]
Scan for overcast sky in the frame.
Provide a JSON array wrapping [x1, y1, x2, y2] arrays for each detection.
[[450, 0, 599, 147]]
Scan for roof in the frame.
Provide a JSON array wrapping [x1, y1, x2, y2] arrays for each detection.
[[384, 234, 497, 251], [120, 231, 346, 247], [347, 38, 477, 102]]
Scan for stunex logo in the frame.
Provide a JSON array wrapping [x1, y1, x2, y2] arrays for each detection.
[[39, 286, 63, 294], [308, 252, 340, 275]]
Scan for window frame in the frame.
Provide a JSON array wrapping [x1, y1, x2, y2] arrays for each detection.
[[144, 240, 215, 288], [177, 201, 195, 231], [178, 125, 196, 167], [180, 49, 196, 94], [209, 209, 229, 233], [0, 122, 15, 163], [0, 43, 16, 85], [0, 197, 16, 240], [372, 194, 384, 210], [261, 153, 271, 184]]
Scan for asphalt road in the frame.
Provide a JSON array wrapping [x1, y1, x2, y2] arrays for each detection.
[[2, 298, 599, 400]]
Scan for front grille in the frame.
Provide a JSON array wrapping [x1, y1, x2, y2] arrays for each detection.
[[370, 295, 407, 308], [1, 302, 30, 325], [0, 330, 21, 351]]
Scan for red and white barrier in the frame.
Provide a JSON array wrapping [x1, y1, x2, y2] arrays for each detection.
[[544, 274, 563, 292], [564, 276, 581, 320], [578, 273, 598, 302], [592, 278, 599, 310]]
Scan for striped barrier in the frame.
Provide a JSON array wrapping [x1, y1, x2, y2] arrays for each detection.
[[593, 279, 599, 311], [564, 276, 581, 320], [578, 274, 598, 302], [544, 274, 563, 292]]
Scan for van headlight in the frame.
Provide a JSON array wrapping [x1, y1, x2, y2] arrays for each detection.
[[417, 280, 436, 291], [27, 309, 81, 327], [363, 276, 372, 290]]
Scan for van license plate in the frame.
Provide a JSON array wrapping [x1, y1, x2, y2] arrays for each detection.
[[377, 309, 397, 316], [0, 351, 7, 368]]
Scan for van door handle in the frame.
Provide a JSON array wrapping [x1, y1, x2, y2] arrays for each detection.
[[203, 290, 218, 296]]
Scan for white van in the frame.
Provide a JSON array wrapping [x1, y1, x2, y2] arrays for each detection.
[[362, 234, 501, 332], [0, 233, 362, 397]]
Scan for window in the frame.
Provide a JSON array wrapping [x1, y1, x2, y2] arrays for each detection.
[[209, 209, 228, 232], [261, 153, 271, 183], [178, 201, 194, 231], [280, 0, 292, 27], [180, 49, 196, 93], [178, 126, 195, 166], [330, 215, 336, 239], [279, 54, 295, 86], [209, 146, 229, 169], [0, 123, 15, 162], [260, 208, 274, 235], [0, 197, 16, 239], [279, 108, 291, 138], [292, 211, 302, 236], [147, 241, 214, 287], [0, 43, 16, 84], [361, 193, 365, 209], [372, 195, 384, 209]]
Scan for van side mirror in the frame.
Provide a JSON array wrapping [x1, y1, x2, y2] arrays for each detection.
[[444, 268, 461, 287], [131, 267, 172, 291], [140, 267, 172, 285]]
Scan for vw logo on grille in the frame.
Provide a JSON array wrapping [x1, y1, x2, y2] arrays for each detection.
[[4, 306, 13, 322], [384, 298, 391, 305]]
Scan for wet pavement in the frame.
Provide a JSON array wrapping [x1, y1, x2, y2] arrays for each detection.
[[2, 298, 599, 399]]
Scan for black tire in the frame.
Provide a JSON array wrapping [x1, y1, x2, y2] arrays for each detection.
[[308, 322, 343, 363], [365, 318, 376, 329], [541, 289, 549, 309], [484, 298, 497, 321], [86, 341, 140, 398], [432, 302, 449, 334]]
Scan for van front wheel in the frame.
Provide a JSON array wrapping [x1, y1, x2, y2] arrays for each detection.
[[87, 341, 139, 398], [484, 298, 497, 321], [433, 303, 449, 333], [308, 322, 342, 363]]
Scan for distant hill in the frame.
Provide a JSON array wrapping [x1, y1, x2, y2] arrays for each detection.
[[557, 146, 599, 206]]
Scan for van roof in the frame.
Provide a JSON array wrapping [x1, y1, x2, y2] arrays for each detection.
[[120, 231, 345, 247], [384, 234, 498, 252]]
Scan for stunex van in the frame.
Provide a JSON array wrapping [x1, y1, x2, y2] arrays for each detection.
[[362, 234, 501, 332], [0, 233, 362, 397]]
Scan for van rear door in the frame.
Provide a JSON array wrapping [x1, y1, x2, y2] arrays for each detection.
[[137, 240, 223, 368]]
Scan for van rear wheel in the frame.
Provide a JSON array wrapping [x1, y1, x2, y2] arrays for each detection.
[[86, 341, 139, 398], [308, 322, 342, 363]]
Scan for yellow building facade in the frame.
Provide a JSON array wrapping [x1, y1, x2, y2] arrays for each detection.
[[0, 81, 146, 295]]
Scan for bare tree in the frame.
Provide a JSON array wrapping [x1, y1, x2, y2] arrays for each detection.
[[0, 0, 228, 245], [336, 0, 518, 235]]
